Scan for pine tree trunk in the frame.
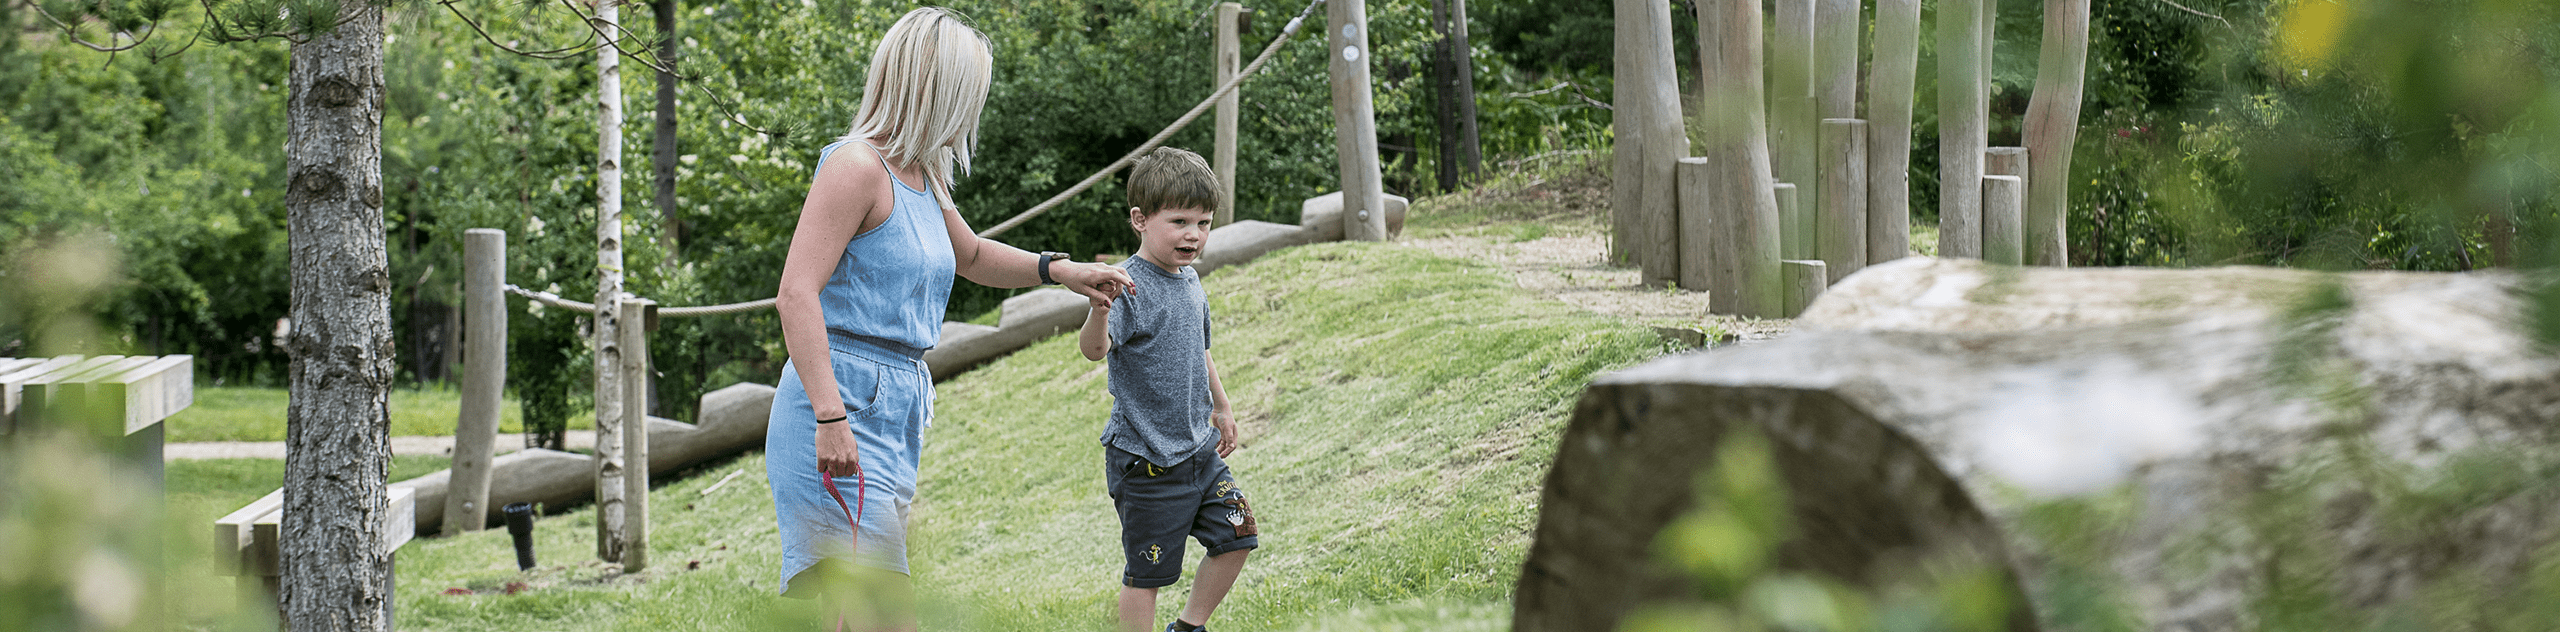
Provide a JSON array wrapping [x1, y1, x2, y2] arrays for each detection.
[[279, 1, 392, 630], [592, 0, 629, 564]]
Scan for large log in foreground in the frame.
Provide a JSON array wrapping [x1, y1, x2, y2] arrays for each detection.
[[1518, 258, 2560, 632]]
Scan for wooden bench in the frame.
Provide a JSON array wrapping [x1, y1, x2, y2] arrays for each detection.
[[215, 486, 418, 622], [0, 355, 194, 484]]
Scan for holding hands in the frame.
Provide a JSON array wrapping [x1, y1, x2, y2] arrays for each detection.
[[1053, 260, 1135, 308]]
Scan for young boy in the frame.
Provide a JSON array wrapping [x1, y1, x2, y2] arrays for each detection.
[[1079, 147, 1257, 632]]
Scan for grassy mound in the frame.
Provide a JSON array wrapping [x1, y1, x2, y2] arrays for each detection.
[[169, 236, 1663, 630]]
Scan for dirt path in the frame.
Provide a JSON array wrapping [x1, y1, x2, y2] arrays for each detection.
[[1406, 231, 1792, 343]]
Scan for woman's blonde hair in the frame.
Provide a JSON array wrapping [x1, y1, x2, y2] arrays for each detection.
[[842, 7, 993, 209]]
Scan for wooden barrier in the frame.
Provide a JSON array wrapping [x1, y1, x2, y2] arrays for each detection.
[[1329, 0, 1391, 242], [1783, 259, 1828, 317], [1937, 0, 1987, 259], [448, 229, 507, 537], [2025, 0, 2092, 267], [1613, 0, 1686, 286], [217, 486, 415, 624], [1983, 175, 2026, 265], [1820, 119, 1868, 284], [1867, 0, 1920, 266], [3, 354, 192, 484]]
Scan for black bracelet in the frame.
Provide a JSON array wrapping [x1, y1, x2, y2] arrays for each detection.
[[816, 415, 847, 425]]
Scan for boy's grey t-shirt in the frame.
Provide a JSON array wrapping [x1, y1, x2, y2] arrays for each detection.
[[1102, 255, 1215, 468]]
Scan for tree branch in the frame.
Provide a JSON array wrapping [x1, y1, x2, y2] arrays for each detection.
[[436, 0, 600, 60]]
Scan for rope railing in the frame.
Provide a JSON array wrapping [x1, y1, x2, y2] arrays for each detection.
[[500, 0, 1323, 317], [974, 0, 1322, 238]]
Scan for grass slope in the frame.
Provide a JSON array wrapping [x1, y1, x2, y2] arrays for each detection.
[[165, 238, 1661, 631], [169, 386, 592, 443]]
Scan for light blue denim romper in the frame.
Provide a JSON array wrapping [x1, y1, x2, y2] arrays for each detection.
[[766, 139, 954, 593]]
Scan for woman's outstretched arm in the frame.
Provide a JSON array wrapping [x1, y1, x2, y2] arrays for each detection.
[[940, 201, 1136, 304]]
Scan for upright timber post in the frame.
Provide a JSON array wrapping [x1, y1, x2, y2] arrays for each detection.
[[446, 229, 507, 537], [592, 0, 629, 564], [1813, 0, 1859, 120], [1771, 0, 1817, 250], [1938, 0, 1988, 259], [1982, 174, 2026, 265], [2024, 0, 2092, 267], [1819, 119, 1868, 284], [1868, 0, 1920, 265], [1213, 2, 1243, 228], [1613, 0, 1685, 286], [1329, 0, 1391, 242], [619, 298, 654, 573], [1698, 0, 1785, 318]]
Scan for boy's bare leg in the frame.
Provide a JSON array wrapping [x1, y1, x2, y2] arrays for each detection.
[[1119, 586, 1160, 632], [1177, 549, 1250, 627]]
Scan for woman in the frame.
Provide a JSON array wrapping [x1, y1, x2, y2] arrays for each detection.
[[765, 7, 1133, 629]]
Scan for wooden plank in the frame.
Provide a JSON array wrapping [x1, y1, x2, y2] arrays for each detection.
[[215, 489, 287, 577], [1983, 175, 2026, 265], [383, 487, 417, 554], [15, 356, 126, 427], [95, 355, 192, 435], [1214, 1, 1243, 228], [0, 356, 80, 434], [46, 356, 154, 429]]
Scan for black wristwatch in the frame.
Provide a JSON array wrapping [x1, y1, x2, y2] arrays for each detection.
[[1037, 251, 1071, 285]]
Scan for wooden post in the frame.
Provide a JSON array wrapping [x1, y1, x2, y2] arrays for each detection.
[[1783, 259, 1828, 317], [1774, 182, 1805, 259], [1699, 0, 1785, 319], [1983, 175, 2025, 265], [1676, 157, 1714, 293], [1867, 0, 1920, 265], [1984, 147, 2029, 266], [1771, 0, 1817, 225], [1613, 0, 1685, 286], [1214, 2, 1242, 228], [1938, 0, 1987, 259], [2025, 0, 2092, 267], [446, 229, 507, 537], [1814, 0, 1859, 120], [1330, 0, 1392, 243], [619, 298, 654, 573], [1819, 119, 1868, 284], [592, 0, 628, 564]]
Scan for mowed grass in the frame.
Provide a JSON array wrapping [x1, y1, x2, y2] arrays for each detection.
[[163, 456, 455, 628], [170, 385, 593, 443], [164, 236, 1663, 631]]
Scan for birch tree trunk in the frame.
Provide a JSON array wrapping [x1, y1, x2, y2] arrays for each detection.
[[279, 1, 392, 629], [591, 0, 628, 564]]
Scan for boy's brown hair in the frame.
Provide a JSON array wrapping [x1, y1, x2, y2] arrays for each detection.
[[1126, 146, 1221, 219]]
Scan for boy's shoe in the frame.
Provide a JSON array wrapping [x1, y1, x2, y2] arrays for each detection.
[[1164, 621, 1207, 632]]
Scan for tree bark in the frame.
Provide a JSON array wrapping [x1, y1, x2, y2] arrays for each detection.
[[1431, 0, 1482, 191], [279, 1, 392, 630], [592, 0, 628, 564], [654, 0, 680, 261]]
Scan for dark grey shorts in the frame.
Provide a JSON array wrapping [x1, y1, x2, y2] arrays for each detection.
[[1103, 442, 1260, 588]]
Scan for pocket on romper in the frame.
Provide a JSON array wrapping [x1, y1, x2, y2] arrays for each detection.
[[1224, 497, 1259, 538], [832, 358, 883, 415]]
